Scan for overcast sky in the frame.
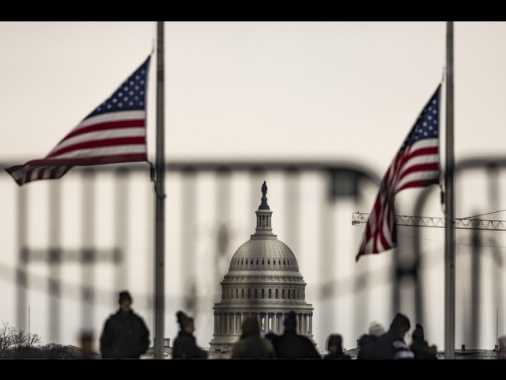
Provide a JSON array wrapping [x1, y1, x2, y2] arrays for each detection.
[[2, 21, 506, 352], [5, 22, 506, 169]]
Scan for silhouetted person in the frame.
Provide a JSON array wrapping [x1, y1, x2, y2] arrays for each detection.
[[172, 310, 208, 359], [323, 334, 351, 360], [99, 290, 150, 359], [271, 311, 321, 359], [357, 321, 385, 360], [409, 323, 438, 359], [374, 312, 414, 360], [231, 316, 276, 359]]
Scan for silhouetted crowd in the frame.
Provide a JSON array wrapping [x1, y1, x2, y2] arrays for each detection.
[[97, 290, 506, 360], [177, 311, 438, 360]]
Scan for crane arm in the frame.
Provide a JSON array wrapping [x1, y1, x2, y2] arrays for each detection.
[[351, 212, 506, 231]]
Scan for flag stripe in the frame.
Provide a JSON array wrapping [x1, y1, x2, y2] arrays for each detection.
[[60, 111, 146, 140], [356, 84, 441, 261], [56, 120, 146, 146], [5, 56, 151, 186], [48, 136, 146, 157]]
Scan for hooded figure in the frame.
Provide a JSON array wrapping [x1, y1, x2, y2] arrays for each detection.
[[231, 316, 276, 359], [373, 312, 414, 359], [323, 334, 351, 360]]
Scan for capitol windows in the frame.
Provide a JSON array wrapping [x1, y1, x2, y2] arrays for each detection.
[[261, 289, 265, 298], [268, 288, 272, 298], [282, 289, 285, 298], [241, 289, 244, 298], [254, 288, 258, 298], [275, 289, 278, 298], [248, 288, 251, 298]]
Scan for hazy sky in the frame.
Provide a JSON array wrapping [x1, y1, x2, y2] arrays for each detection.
[[2, 21, 506, 352], [5, 22, 506, 169]]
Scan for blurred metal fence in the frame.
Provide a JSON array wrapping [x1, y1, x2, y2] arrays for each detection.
[[1, 156, 505, 351]]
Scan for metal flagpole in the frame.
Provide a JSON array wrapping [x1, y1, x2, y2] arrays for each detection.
[[444, 20, 456, 359], [154, 21, 166, 360]]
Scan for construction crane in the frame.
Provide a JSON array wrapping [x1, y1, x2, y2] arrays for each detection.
[[351, 211, 506, 231]]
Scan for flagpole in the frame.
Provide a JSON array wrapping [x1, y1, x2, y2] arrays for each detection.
[[444, 20, 455, 359], [154, 21, 166, 360]]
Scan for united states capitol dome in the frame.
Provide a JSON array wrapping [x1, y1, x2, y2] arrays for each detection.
[[227, 236, 300, 273], [208, 181, 315, 358]]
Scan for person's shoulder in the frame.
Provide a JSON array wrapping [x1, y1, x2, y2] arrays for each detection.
[[132, 311, 148, 321], [376, 332, 392, 342], [298, 334, 315, 344]]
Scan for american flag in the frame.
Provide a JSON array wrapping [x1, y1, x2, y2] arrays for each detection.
[[6, 55, 151, 186], [355, 84, 441, 262]]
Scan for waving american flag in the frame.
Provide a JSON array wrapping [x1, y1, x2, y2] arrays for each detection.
[[6, 55, 151, 186], [356, 84, 441, 262]]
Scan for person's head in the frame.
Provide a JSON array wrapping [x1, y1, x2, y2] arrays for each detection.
[[176, 310, 195, 334], [368, 321, 385, 337], [411, 323, 425, 343], [326, 334, 343, 354], [284, 311, 297, 331], [118, 290, 132, 312], [240, 316, 260, 339], [389, 312, 411, 338]]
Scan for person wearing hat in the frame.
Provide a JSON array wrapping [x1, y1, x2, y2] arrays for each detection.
[[172, 310, 208, 359], [373, 312, 414, 360], [99, 290, 150, 359], [357, 321, 385, 360]]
